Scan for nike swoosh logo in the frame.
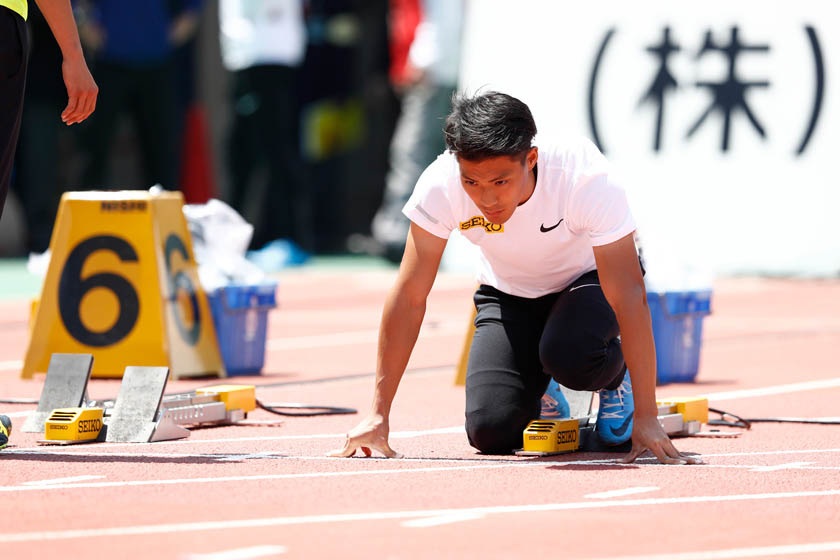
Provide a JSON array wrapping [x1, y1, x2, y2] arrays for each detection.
[[540, 219, 564, 233], [609, 411, 634, 438]]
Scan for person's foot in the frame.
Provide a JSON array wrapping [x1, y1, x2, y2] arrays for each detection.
[[541, 379, 571, 419], [596, 369, 634, 445], [0, 414, 11, 450]]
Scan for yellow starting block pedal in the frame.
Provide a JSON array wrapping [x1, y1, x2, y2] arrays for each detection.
[[42, 407, 105, 444], [196, 385, 256, 414], [516, 418, 583, 456], [656, 396, 708, 436]]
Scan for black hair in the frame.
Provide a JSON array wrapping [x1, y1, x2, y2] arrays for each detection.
[[443, 91, 537, 161]]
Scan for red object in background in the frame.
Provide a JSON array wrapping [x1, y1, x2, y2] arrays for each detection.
[[389, 0, 422, 86], [179, 104, 217, 203]]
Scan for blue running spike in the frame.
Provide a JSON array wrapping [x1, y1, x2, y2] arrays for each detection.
[[541, 379, 571, 419], [596, 369, 634, 445]]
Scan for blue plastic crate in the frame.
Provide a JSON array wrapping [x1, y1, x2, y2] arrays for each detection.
[[647, 290, 712, 384], [207, 282, 278, 375]]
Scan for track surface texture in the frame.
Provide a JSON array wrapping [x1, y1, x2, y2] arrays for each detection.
[[1, 270, 839, 560]]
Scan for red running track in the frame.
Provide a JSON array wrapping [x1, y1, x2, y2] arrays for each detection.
[[1, 271, 839, 560]]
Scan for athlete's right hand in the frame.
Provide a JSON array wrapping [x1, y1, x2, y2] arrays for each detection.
[[327, 413, 403, 458]]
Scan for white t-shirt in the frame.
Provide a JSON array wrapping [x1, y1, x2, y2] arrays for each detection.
[[402, 137, 636, 298]]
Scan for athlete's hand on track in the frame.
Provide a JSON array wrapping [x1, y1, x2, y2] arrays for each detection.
[[328, 413, 403, 459], [61, 55, 98, 125], [621, 415, 703, 465]]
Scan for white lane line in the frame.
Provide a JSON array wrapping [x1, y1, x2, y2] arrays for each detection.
[[0, 463, 533, 493], [3, 411, 31, 418], [0, 360, 22, 372], [9, 425, 467, 452], [672, 464, 839, 472], [182, 545, 287, 560], [215, 453, 275, 462], [1, 454, 839, 493], [585, 487, 660, 499], [6, 446, 840, 467], [266, 321, 463, 351], [2, 489, 838, 543], [696, 377, 840, 402], [401, 512, 485, 528], [599, 540, 840, 560], [23, 475, 105, 486], [750, 462, 816, 472], [697, 448, 840, 459], [8, 426, 465, 452]]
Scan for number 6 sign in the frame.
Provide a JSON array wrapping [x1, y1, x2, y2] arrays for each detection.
[[22, 191, 226, 379]]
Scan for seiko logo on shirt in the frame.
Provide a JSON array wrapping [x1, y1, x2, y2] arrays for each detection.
[[460, 216, 504, 233]]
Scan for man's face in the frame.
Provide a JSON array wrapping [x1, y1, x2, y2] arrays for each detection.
[[457, 147, 538, 224]]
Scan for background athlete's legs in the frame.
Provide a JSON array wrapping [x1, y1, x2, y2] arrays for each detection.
[[0, 7, 28, 219], [465, 286, 555, 454], [539, 271, 626, 392]]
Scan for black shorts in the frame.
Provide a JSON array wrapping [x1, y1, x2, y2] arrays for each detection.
[[464, 270, 626, 454], [0, 6, 29, 217]]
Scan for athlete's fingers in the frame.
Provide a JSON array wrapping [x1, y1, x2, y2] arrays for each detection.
[[326, 447, 356, 457], [663, 439, 703, 465], [379, 441, 404, 459], [649, 441, 688, 465], [62, 96, 79, 124], [326, 436, 358, 457], [620, 444, 646, 464]]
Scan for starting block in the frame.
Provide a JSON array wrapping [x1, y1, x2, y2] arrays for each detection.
[[26, 353, 256, 445], [516, 396, 709, 456], [21, 353, 93, 433]]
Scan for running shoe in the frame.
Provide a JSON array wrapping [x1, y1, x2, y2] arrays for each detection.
[[596, 369, 634, 445], [540, 379, 571, 419], [0, 414, 11, 450]]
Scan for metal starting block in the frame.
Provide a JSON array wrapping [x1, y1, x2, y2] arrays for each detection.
[[27, 353, 256, 445], [21, 353, 93, 433], [516, 396, 710, 456]]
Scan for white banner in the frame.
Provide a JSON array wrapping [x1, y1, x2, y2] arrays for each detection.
[[460, 1, 838, 278]]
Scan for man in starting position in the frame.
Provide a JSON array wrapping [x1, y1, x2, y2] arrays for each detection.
[[330, 91, 700, 465]]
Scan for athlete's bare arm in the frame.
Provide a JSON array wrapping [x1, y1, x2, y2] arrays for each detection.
[[329, 223, 447, 458], [34, 0, 98, 124], [594, 232, 701, 465]]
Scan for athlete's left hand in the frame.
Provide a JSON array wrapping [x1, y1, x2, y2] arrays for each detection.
[[61, 54, 98, 125], [621, 414, 703, 465]]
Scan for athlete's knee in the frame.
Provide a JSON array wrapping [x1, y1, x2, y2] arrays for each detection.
[[465, 407, 529, 454], [539, 337, 596, 390], [540, 336, 623, 392]]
